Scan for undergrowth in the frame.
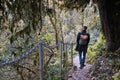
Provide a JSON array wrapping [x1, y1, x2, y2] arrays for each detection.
[[87, 32, 106, 63]]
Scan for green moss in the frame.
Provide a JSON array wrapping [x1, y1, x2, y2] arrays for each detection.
[[87, 33, 106, 63]]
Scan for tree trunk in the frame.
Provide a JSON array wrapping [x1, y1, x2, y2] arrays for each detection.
[[97, 0, 120, 52]]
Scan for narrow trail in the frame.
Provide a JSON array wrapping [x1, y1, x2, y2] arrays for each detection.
[[68, 54, 92, 80]]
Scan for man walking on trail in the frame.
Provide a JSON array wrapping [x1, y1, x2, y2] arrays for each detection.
[[75, 26, 90, 69]]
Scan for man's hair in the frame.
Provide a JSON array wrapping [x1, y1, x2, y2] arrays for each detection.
[[83, 26, 87, 30]]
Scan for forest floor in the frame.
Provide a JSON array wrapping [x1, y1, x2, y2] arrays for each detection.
[[68, 54, 92, 80]]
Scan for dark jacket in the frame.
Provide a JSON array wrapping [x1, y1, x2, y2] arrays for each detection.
[[75, 30, 90, 51]]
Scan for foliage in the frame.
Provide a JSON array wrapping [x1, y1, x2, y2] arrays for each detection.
[[113, 71, 120, 80], [58, 0, 90, 10], [0, 0, 43, 59], [0, 1, 43, 79], [46, 65, 59, 80], [87, 32, 106, 63]]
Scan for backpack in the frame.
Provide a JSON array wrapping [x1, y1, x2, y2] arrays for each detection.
[[79, 34, 88, 45]]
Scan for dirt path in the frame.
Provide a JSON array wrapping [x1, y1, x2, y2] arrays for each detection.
[[68, 54, 92, 80]]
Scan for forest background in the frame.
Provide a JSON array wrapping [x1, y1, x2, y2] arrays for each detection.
[[1, 0, 119, 80]]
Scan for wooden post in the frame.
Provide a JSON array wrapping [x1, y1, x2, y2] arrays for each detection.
[[71, 43, 73, 66], [65, 43, 68, 79], [38, 41, 44, 80], [59, 41, 62, 80]]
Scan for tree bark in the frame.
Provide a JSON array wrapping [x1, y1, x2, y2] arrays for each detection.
[[97, 0, 120, 52]]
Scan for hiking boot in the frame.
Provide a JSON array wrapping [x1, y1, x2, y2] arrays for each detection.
[[80, 66, 83, 69], [80, 64, 86, 69]]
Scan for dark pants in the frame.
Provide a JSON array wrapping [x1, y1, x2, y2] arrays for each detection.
[[78, 46, 87, 66]]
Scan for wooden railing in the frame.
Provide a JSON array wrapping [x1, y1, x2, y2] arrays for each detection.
[[0, 40, 75, 80]]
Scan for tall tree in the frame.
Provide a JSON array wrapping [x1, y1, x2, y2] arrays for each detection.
[[96, 0, 120, 52]]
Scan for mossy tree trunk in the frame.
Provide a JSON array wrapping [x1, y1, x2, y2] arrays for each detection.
[[97, 0, 120, 52]]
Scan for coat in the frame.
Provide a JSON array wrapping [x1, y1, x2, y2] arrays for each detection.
[[75, 30, 90, 51]]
